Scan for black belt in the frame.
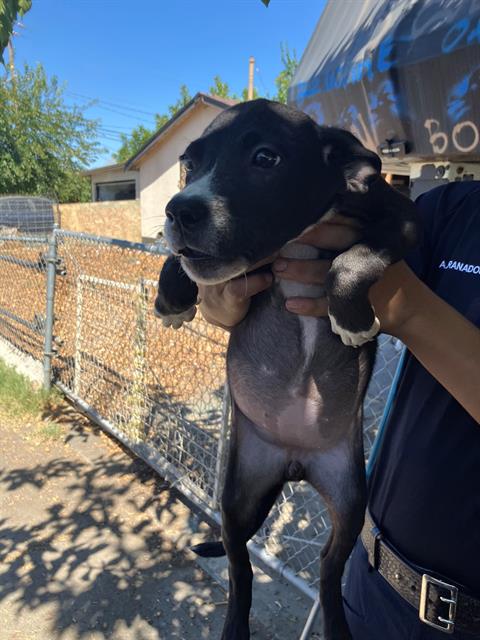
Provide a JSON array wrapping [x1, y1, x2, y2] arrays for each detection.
[[361, 511, 480, 635]]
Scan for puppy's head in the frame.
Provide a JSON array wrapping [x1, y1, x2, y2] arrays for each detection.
[[164, 99, 381, 284]]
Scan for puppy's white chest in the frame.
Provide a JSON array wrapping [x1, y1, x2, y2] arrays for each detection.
[[277, 242, 324, 362]]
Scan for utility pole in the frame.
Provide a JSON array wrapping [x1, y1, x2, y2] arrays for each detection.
[[247, 56, 255, 100], [7, 38, 16, 82], [7, 21, 24, 85]]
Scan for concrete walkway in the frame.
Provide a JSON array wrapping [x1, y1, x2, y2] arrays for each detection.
[[0, 403, 318, 640]]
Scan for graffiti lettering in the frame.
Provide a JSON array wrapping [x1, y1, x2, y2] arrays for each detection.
[[424, 119, 449, 154], [424, 118, 480, 154], [442, 18, 470, 53], [452, 120, 480, 153], [411, 2, 459, 40], [442, 16, 480, 53], [377, 34, 397, 73], [467, 18, 480, 44], [294, 4, 480, 102]]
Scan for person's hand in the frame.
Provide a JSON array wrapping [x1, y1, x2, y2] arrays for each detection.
[[273, 214, 361, 316], [198, 214, 360, 331], [366, 261, 421, 338], [275, 214, 420, 338], [198, 256, 274, 330]]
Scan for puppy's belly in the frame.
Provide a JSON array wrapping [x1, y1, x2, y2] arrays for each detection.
[[227, 287, 359, 450], [232, 380, 326, 449]]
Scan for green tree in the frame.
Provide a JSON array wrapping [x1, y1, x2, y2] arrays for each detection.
[[0, 0, 31, 63], [114, 84, 193, 163], [115, 44, 297, 165], [209, 75, 232, 99], [167, 84, 192, 117], [241, 86, 260, 101], [0, 63, 102, 201], [114, 125, 153, 164], [273, 44, 298, 104]]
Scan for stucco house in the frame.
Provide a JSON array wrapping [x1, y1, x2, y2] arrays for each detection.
[[83, 163, 139, 202], [81, 92, 237, 242], [126, 92, 237, 241]]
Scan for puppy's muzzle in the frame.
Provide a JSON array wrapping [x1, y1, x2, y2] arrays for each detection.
[[165, 194, 209, 231]]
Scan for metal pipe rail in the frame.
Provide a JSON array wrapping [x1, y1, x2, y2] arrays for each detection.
[[0, 305, 45, 334], [56, 229, 169, 255], [0, 235, 48, 244], [0, 253, 46, 271]]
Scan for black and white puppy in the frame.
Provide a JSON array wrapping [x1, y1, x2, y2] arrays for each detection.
[[155, 99, 418, 640]]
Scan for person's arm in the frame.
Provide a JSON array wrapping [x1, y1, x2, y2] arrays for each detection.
[[371, 261, 480, 423], [275, 238, 480, 424]]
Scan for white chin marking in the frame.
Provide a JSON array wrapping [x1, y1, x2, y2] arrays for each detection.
[[160, 306, 197, 330], [328, 312, 380, 347], [181, 257, 249, 285]]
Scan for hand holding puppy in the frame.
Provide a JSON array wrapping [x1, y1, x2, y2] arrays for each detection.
[[198, 212, 421, 341], [198, 214, 360, 329]]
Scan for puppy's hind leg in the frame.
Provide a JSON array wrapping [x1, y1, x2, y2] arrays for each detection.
[[306, 422, 367, 640], [220, 408, 287, 640]]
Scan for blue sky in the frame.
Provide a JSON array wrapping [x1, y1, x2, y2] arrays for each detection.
[[12, 0, 325, 166]]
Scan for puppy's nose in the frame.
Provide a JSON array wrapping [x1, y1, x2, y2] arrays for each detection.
[[165, 196, 207, 229]]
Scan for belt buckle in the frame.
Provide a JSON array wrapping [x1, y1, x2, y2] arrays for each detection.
[[366, 525, 383, 569], [419, 574, 458, 634]]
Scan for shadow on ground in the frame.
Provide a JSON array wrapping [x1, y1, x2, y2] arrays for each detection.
[[0, 408, 244, 640]]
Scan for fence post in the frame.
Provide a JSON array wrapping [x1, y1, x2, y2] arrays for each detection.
[[43, 227, 58, 391], [124, 277, 148, 442], [74, 276, 83, 396]]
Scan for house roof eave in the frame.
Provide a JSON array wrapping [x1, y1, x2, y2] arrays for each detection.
[[125, 92, 238, 170]]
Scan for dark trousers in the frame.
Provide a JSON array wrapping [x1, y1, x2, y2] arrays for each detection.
[[343, 540, 476, 640]]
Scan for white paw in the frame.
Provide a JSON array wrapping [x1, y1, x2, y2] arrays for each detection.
[[160, 306, 197, 330], [328, 312, 380, 347]]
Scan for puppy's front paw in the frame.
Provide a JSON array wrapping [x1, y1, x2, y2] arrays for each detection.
[[155, 254, 199, 330], [328, 312, 380, 347], [156, 305, 197, 330]]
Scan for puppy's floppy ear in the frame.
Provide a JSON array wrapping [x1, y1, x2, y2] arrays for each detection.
[[323, 130, 382, 194], [343, 146, 381, 193]]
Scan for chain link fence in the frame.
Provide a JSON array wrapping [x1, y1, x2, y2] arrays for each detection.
[[0, 220, 402, 608], [0, 195, 57, 235], [53, 229, 229, 511], [0, 235, 49, 362]]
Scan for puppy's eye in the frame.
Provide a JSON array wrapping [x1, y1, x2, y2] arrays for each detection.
[[180, 156, 194, 173], [253, 148, 281, 168]]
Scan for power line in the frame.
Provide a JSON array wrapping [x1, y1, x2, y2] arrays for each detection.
[[98, 127, 128, 138], [65, 94, 155, 125], [99, 123, 135, 132], [85, 102, 155, 124], [255, 64, 270, 96], [97, 127, 124, 136], [96, 130, 123, 140], [66, 90, 158, 117], [98, 133, 123, 142]]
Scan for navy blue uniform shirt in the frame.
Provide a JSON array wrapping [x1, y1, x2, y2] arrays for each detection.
[[368, 181, 480, 595]]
